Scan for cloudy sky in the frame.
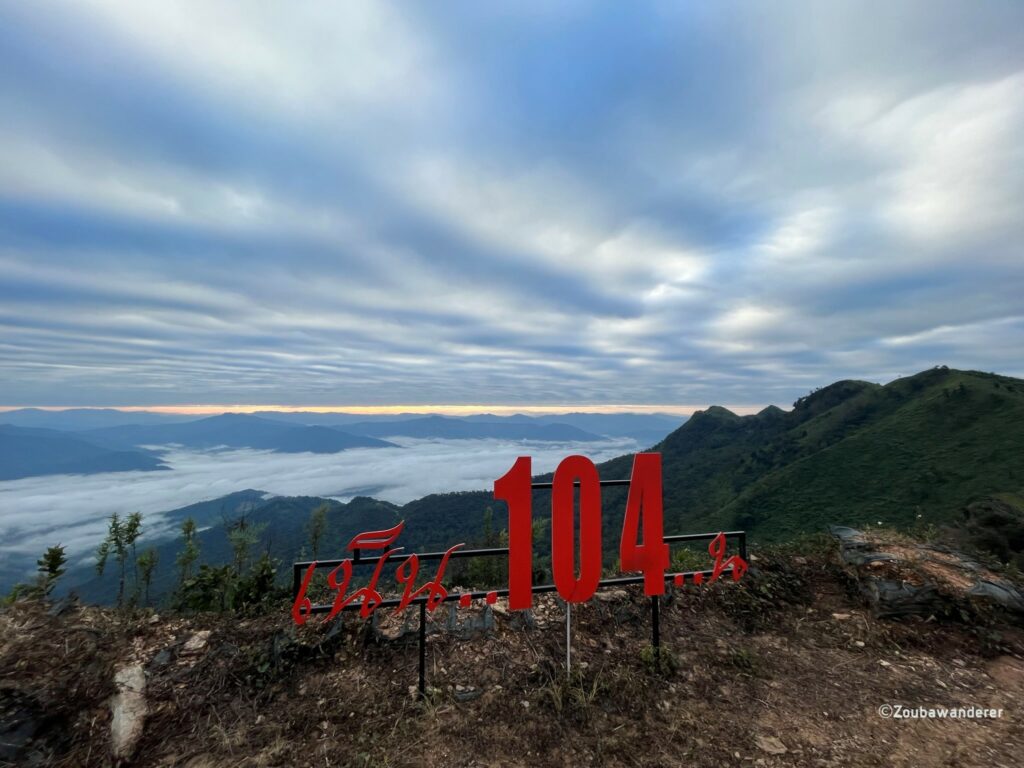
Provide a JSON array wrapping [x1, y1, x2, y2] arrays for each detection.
[[1, 1, 1022, 409]]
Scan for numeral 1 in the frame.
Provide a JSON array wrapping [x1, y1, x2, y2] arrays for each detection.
[[494, 456, 533, 609]]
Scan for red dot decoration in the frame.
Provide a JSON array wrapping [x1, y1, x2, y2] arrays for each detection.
[[459, 594, 472, 608], [485, 591, 497, 605], [673, 573, 684, 587], [693, 572, 704, 585]]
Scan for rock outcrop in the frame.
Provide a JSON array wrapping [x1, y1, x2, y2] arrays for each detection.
[[830, 525, 1024, 618], [110, 664, 147, 762]]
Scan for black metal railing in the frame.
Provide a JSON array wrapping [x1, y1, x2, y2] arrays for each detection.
[[292, 478, 747, 698]]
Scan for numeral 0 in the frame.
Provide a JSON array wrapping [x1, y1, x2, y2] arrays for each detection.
[[494, 453, 667, 610]]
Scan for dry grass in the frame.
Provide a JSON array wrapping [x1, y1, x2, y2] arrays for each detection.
[[2, 551, 1024, 767]]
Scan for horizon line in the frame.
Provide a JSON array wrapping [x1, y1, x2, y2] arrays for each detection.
[[0, 403, 771, 417]]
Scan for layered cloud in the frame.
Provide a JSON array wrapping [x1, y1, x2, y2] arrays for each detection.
[[0, 0, 1022, 408], [0, 437, 637, 566]]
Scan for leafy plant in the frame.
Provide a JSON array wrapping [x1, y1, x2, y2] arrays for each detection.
[[226, 512, 267, 576], [539, 663, 605, 724], [176, 564, 235, 612], [234, 552, 286, 611], [95, 512, 143, 606], [175, 517, 200, 587], [137, 548, 158, 606], [639, 644, 679, 675], [464, 507, 507, 587], [308, 502, 329, 559], [4, 544, 68, 603], [36, 545, 68, 597]]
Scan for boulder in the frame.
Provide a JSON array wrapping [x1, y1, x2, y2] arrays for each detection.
[[830, 526, 1024, 619], [110, 665, 147, 761]]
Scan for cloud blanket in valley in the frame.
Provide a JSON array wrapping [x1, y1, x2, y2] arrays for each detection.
[[0, 437, 636, 575]]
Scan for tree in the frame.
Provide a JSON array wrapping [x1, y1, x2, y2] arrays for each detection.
[[124, 512, 143, 593], [176, 564, 234, 612], [36, 545, 68, 597], [4, 544, 69, 603], [233, 552, 282, 610], [175, 517, 200, 587], [307, 502, 329, 559], [96, 512, 142, 606], [466, 507, 505, 587], [137, 548, 158, 607], [226, 513, 267, 576]]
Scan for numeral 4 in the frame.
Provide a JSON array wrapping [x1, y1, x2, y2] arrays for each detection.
[[619, 453, 670, 595]]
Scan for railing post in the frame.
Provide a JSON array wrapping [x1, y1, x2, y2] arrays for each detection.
[[418, 601, 427, 700], [565, 601, 572, 678], [651, 595, 660, 660]]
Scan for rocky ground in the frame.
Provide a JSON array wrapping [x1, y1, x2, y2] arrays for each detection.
[[2, 535, 1024, 767]]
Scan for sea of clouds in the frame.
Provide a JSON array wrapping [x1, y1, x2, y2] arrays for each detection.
[[0, 437, 637, 575]]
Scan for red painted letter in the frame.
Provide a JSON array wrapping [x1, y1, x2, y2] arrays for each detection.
[[291, 562, 317, 625], [551, 455, 602, 603], [620, 453, 669, 596], [495, 456, 533, 610]]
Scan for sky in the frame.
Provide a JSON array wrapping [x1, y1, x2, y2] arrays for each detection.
[[1, 1, 1022, 409]]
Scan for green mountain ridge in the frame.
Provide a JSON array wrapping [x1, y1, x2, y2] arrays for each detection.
[[682, 367, 1023, 539]]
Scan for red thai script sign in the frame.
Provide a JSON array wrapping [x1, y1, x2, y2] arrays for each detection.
[[291, 453, 748, 625]]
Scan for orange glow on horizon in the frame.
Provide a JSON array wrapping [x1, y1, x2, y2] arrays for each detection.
[[0, 403, 769, 417]]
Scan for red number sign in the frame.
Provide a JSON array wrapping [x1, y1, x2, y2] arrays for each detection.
[[291, 452, 748, 624], [497, 452, 672, 609]]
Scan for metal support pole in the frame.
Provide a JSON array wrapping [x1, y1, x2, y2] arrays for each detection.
[[418, 601, 426, 700], [565, 601, 572, 678], [651, 595, 660, 660]]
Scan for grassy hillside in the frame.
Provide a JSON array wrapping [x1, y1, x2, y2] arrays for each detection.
[[670, 367, 1024, 541], [515, 367, 1024, 553]]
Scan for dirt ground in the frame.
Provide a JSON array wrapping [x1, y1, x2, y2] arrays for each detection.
[[2, 550, 1023, 767]]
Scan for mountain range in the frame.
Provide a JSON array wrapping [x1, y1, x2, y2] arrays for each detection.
[[333, 415, 603, 442], [60, 367, 1024, 605], [78, 413, 396, 453], [0, 411, 677, 481], [0, 425, 168, 481], [0, 414, 397, 480], [0, 408, 677, 444]]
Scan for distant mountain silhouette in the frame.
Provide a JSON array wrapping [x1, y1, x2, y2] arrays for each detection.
[[338, 415, 604, 441], [81, 413, 396, 453], [461, 412, 683, 447], [0, 408, 192, 430], [0, 409, 682, 446], [257, 411, 681, 446], [253, 412, 424, 426], [0, 424, 168, 481]]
